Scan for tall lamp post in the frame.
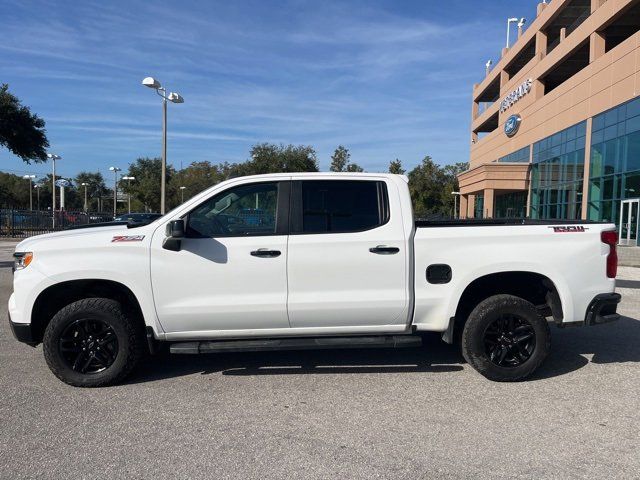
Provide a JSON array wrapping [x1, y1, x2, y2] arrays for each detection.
[[109, 166, 121, 217], [121, 176, 135, 213], [34, 184, 41, 211], [180, 186, 186, 204], [141, 77, 184, 214], [451, 191, 461, 219], [47, 153, 61, 228], [81, 182, 89, 212], [23, 175, 36, 210]]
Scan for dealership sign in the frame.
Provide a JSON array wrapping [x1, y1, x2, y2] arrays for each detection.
[[499, 78, 532, 112], [504, 114, 522, 137]]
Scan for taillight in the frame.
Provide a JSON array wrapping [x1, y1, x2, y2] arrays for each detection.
[[601, 230, 618, 279]]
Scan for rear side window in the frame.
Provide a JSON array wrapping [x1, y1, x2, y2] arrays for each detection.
[[296, 180, 388, 234]]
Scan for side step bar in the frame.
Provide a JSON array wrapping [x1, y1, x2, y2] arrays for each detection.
[[169, 335, 422, 354]]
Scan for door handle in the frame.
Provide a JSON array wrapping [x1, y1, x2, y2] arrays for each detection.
[[250, 248, 281, 258], [369, 245, 400, 255]]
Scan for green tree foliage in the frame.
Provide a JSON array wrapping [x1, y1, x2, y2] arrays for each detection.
[[407, 157, 468, 218], [75, 171, 108, 211], [388, 159, 405, 175], [243, 143, 319, 175], [169, 161, 225, 204], [0, 172, 31, 208], [345, 163, 364, 172], [0, 84, 49, 163], [124, 157, 176, 213], [330, 145, 350, 172]]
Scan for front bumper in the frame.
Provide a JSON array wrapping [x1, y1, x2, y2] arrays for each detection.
[[8, 312, 37, 347], [584, 293, 621, 326]]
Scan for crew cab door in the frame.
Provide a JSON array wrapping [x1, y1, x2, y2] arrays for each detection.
[[150, 180, 290, 335], [287, 178, 409, 328]]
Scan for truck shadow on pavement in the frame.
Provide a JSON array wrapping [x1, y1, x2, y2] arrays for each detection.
[[128, 316, 640, 384]]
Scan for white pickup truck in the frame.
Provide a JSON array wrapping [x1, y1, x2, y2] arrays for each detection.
[[8, 173, 621, 387]]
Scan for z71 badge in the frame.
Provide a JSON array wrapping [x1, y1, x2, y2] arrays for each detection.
[[111, 235, 145, 242], [549, 226, 587, 233]]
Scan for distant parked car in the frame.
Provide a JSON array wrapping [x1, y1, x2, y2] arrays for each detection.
[[113, 213, 163, 226]]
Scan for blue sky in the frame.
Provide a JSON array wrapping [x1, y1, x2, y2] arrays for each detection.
[[0, 0, 539, 180]]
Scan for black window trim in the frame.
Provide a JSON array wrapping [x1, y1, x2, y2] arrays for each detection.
[[289, 179, 390, 235], [184, 180, 290, 238]]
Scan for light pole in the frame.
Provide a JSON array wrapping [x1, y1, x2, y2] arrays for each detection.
[[34, 184, 41, 211], [506, 17, 519, 49], [141, 76, 184, 215], [81, 182, 89, 212], [47, 153, 61, 228], [122, 176, 135, 213], [109, 167, 121, 217], [451, 192, 461, 219], [23, 175, 36, 210], [180, 186, 186, 204]]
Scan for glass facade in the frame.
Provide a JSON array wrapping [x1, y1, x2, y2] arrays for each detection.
[[588, 96, 640, 224], [530, 121, 586, 219], [497, 145, 530, 163], [495, 191, 527, 218], [474, 194, 484, 219]]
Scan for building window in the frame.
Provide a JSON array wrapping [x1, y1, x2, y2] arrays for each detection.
[[497, 145, 530, 163], [474, 194, 484, 219], [588, 96, 640, 223], [530, 121, 586, 220], [495, 191, 527, 218]]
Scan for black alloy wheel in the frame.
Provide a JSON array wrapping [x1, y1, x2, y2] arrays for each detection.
[[483, 314, 535, 367], [58, 318, 119, 374]]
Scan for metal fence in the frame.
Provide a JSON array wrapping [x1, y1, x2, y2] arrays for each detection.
[[0, 209, 114, 238]]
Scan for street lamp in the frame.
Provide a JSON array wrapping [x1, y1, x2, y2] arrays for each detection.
[[180, 186, 186, 204], [141, 76, 184, 215], [451, 192, 461, 219], [122, 176, 135, 213], [109, 166, 121, 217], [81, 182, 89, 212], [46, 153, 61, 228], [506, 17, 519, 49], [34, 184, 42, 211], [23, 175, 36, 210]]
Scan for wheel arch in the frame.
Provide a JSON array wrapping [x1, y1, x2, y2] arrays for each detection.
[[31, 279, 146, 345], [451, 271, 563, 341]]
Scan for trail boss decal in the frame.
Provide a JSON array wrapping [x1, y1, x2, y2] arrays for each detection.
[[111, 235, 145, 242], [549, 226, 588, 233]]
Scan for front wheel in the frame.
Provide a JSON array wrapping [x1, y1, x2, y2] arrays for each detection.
[[43, 298, 144, 387], [461, 294, 551, 382]]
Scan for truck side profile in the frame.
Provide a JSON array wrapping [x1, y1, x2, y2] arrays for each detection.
[[8, 173, 621, 386]]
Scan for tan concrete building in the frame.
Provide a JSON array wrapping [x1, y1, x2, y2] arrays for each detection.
[[458, 0, 640, 245]]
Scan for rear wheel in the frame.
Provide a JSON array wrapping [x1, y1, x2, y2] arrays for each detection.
[[461, 294, 550, 381], [43, 298, 143, 387]]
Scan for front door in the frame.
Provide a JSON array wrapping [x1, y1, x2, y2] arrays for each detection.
[[150, 180, 291, 335], [286, 179, 409, 329], [619, 199, 639, 246]]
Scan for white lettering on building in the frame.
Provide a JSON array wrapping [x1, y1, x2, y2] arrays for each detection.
[[499, 78, 533, 113]]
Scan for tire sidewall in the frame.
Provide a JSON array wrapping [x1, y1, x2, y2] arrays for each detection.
[[43, 299, 133, 387], [463, 295, 550, 381]]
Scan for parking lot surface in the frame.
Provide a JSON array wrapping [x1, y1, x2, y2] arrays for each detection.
[[0, 240, 639, 479]]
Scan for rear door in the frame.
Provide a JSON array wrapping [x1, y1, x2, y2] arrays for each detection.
[[286, 178, 409, 328]]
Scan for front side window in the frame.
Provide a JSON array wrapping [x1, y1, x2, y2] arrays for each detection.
[[187, 182, 278, 237], [298, 180, 387, 233]]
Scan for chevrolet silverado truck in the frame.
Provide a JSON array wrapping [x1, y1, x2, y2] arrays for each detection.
[[8, 173, 621, 387]]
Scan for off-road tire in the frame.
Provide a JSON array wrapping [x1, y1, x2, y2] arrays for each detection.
[[461, 294, 551, 382], [43, 298, 144, 387]]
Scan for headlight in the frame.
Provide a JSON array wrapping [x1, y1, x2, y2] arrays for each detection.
[[13, 252, 33, 271]]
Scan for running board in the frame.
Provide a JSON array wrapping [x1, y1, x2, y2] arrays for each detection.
[[169, 335, 422, 354]]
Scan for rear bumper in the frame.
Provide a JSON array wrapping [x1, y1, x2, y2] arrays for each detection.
[[584, 293, 621, 326], [8, 312, 37, 347]]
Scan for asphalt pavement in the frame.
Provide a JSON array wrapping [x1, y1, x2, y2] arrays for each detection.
[[0, 240, 639, 479]]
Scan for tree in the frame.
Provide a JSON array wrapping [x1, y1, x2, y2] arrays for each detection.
[[169, 161, 224, 204], [388, 159, 405, 175], [75, 171, 108, 211], [0, 84, 49, 162], [246, 143, 319, 174], [345, 163, 364, 172], [125, 157, 176, 212], [330, 146, 350, 172], [407, 156, 449, 218]]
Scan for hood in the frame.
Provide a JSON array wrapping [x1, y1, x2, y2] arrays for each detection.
[[15, 224, 134, 251]]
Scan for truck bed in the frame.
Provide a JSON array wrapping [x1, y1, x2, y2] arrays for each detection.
[[415, 218, 611, 228]]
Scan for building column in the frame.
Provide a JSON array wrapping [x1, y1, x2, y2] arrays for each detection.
[[591, 0, 606, 13], [468, 195, 476, 219], [459, 195, 468, 219], [535, 30, 547, 57], [484, 188, 495, 218], [590, 31, 606, 63], [581, 117, 593, 220]]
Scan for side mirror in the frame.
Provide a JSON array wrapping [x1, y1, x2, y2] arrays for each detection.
[[163, 219, 185, 251]]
